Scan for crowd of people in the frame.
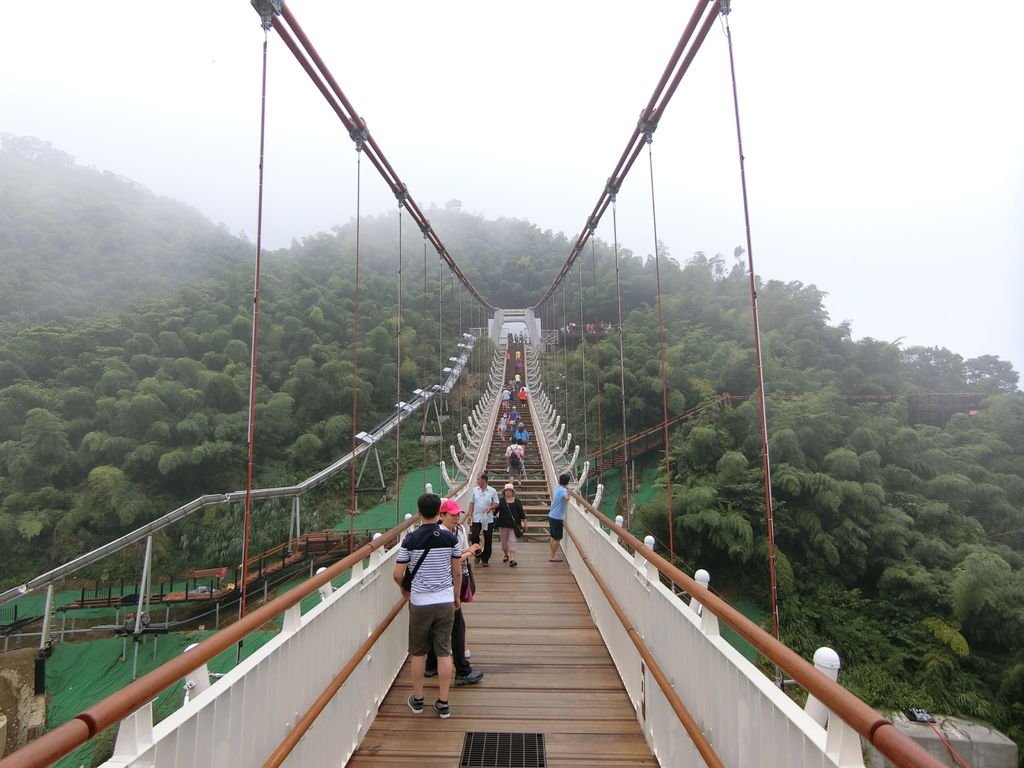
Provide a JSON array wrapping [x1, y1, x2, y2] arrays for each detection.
[[392, 336, 574, 718], [394, 476, 571, 718]]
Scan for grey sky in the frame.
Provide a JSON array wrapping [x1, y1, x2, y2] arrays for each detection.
[[3, 2, 1022, 374]]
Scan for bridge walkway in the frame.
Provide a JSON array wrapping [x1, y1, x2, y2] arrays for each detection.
[[348, 342, 656, 766], [346, 539, 657, 767]]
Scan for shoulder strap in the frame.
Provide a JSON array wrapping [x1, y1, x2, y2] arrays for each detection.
[[406, 529, 441, 582]]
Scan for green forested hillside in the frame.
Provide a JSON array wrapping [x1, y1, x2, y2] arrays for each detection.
[[0, 135, 249, 325], [556, 253, 1024, 748], [0, 167, 1021, 754]]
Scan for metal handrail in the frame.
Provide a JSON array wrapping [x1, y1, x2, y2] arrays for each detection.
[[567, 491, 948, 768], [261, 597, 407, 768], [565, 524, 725, 768], [0, 517, 416, 768]]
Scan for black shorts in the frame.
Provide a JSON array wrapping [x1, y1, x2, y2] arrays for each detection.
[[548, 517, 564, 540]]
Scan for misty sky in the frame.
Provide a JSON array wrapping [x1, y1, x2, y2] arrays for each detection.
[[3, 2, 1022, 374]]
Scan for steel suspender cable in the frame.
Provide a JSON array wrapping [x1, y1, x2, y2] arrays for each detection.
[[437, 251, 444, 461], [646, 135, 675, 562], [578, 256, 589, 465], [348, 144, 364, 552], [396, 200, 404, 525], [591, 238, 605, 467], [565, 286, 573, 423], [721, 3, 781, 650], [611, 195, 631, 523], [239, 27, 271, 626]]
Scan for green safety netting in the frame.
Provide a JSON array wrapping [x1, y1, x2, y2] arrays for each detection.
[[31, 462, 760, 767], [49, 630, 277, 768], [27, 465, 443, 767]]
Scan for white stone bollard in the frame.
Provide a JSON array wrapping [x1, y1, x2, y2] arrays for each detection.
[[690, 569, 711, 616], [804, 647, 841, 727]]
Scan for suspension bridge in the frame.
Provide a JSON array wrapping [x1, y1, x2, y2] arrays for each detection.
[[0, 2, 957, 767]]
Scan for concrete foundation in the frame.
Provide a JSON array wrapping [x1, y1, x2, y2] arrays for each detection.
[[866, 712, 1018, 768], [0, 648, 47, 756]]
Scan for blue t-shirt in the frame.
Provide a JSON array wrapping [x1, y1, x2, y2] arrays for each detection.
[[549, 484, 569, 520], [513, 428, 530, 443]]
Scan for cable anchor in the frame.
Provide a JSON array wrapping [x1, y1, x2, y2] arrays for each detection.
[[605, 179, 620, 202], [395, 183, 408, 208], [638, 116, 658, 144], [350, 119, 369, 151], [720, 0, 732, 16], [250, 0, 283, 30]]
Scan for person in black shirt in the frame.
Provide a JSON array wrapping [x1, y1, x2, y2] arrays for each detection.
[[496, 483, 527, 567]]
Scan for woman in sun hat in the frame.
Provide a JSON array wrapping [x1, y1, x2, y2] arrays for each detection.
[[495, 483, 527, 567]]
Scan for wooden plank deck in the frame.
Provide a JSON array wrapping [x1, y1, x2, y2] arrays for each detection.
[[346, 539, 658, 767]]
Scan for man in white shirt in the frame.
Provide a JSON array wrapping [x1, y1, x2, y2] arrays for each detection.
[[466, 472, 499, 567]]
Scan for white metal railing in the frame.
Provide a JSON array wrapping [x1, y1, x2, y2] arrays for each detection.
[[560, 503, 855, 767], [99, 545, 406, 768]]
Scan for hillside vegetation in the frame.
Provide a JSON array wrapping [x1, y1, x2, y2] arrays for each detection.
[[0, 135, 249, 326], [0, 147, 1021, 754]]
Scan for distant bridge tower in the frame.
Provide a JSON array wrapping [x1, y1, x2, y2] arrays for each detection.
[[489, 308, 541, 353]]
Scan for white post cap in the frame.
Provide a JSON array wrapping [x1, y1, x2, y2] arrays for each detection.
[[813, 647, 842, 673]]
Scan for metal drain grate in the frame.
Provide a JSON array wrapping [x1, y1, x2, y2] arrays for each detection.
[[460, 732, 546, 768]]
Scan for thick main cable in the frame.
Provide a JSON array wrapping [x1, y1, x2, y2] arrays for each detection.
[[533, 0, 721, 311], [267, 6, 494, 312]]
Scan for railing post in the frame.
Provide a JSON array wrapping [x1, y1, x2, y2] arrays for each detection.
[[610, 515, 624, 545], [316, 567, 334, 602], [637, 535, 658, 582], [370, 532, 386, 567], [182, 643, 211, 703], [690, 569, 710, 616], [111, 701, 154, 758], [805, 647, 841, 727]]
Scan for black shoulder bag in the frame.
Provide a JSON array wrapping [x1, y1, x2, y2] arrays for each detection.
[[501, 499, 525, 539], [401, 529, 440, 592]]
